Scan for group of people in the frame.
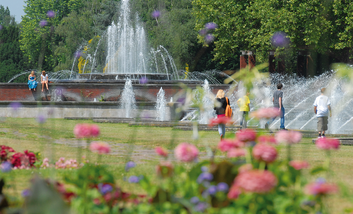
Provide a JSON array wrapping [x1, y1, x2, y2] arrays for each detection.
[[27, 70, 49, 92], [214, 83, 332, 139]]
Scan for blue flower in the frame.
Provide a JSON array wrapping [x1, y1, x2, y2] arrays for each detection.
[[195, 202, 208, 212], [205, 22, 218, 30], [9, 102, 22, 111], [316, 177, 326, 184], [47, 10, 55, 18], [217, 182, 229, 192], [271, 31, 290, 47], [22, 189, 30, 197], [125, 161, 136, 172], [198, 29, 207, 36], [207, 185, 217, 195], [197, 172, 213, 183], [190, 196, 199, 204], [204, 34, 215, 44], [37, 114, 47, 124], [74, 51, 82, 59], [139, 76, 148, 84], [39, 20, 48, 27], [128, 176, 139, 183], [151, 10, 161, 19], [99, 184, 113, 195], [1, 162, 11, 173], [201, 166, 208, 172]]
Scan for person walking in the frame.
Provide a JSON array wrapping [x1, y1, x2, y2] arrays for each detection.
[[313, 88, 331, 138], [266, 83, 285, 130], [214, 89, 230, 140], [237, 91, 250, 129]]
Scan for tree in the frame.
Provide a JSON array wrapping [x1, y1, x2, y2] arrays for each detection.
[[0, 25, 29, 82], [20, 0, 73, 71], [192, 0, 353, 66]]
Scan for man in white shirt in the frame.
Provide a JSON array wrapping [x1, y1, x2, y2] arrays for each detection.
[[313, 88, 332, 138]]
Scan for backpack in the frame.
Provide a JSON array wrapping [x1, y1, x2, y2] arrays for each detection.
[[225, 97, 233, 118]]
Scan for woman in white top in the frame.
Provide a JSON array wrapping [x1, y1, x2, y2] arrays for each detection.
[[41, 70, 49, 92]]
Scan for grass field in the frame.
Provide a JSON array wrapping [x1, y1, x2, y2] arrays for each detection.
[[1, 118, 353, 212]]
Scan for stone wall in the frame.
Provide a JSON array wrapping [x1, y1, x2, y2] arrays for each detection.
[[0, 101, 163, 119], [0, 83, 229, 102]]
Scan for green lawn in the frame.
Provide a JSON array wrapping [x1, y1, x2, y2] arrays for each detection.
[[1, 118, 353, 212]]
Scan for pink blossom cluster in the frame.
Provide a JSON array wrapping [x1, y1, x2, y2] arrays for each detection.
[[258, 135, 277, 145], [236, 129, 257, 142], [275, 130, 302, 144], [252, 143, 278, 163], [250, 107, 281, 119], [234, 170, 277, 194], [218, 139, 244, 152], [174, 143, 199, 162], [74, 124, 100, 138], [41, 158, 50, 168], [227, 148, 246, 158], [55, 157, 79, 169], [315, 138, 340, 150], [155, 147, 168, 157], [209, 117, 233, 127], [289, 160, 309, 170], [90, 142, 111, 154], [305, 182, 338, 195]]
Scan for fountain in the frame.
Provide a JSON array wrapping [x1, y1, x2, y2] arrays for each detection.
[[155, 87, 167, 121], [119, 79, 136, 118]]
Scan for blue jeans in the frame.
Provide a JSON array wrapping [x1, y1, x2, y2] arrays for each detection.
[[240, 111, 248, 129], [218, 124, 225, 136], [267, 107, 285, 129]]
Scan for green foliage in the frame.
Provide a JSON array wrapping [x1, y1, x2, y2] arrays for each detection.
[[0, 25, 29, 82], [20, 0, 73, 70], [192, 0, 353, 65]]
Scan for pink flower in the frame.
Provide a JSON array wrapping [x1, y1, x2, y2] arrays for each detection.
[[275, 130, 302, 144], [228, 184, 241, 199], [305, 182, 338, 195], [155, 147, 168, 157], [258, 135, 277, 145], [73, 124, 100, 138], [41, 158, 50, 168], [90, 141, 111, 154], [236, 129, 257, 142], [316, 138, 340, 150], [238, 164, 253, 174], [218, 139, 244, 152], [250, 107, 281, 119], [252, 143, 277, 163], [209, 117, 233, 127], [235, 170, 277, 193], [227, 148, 246, 158], [289, 160, 309, 170], [174, 143, 199, 162], [90, 125, 100, 137]]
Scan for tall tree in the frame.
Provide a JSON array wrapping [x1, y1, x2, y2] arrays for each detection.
[[20, 0, 72, 71]]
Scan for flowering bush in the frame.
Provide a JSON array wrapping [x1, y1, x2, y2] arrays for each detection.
[[15, 120, 344, 213]]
